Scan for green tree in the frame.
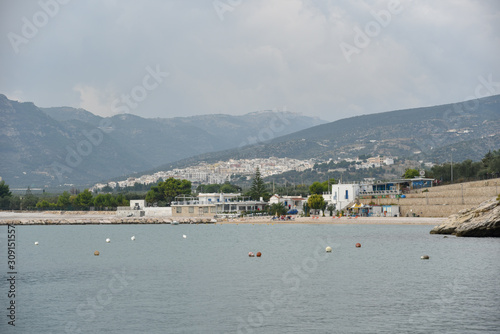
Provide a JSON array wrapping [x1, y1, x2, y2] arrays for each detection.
[[145, 178, 192, 205], [145, 185, 163, 204], [321, 178, 336, 192], [57, 191, 71, 208], [403, 168, 419, 179], [307, 194, 326, 215], [326, 204, 336, 216], [220, 182, 242, 193], [9, 196, 21, 210], [21, 187, 38, 210], [0, 180, 12, 209], [93, 194, 107, 208], [74, 189, 93, 207], [303, 202, 310, 217], [248, 168, 269, 200], [268, 202, 288, 216], [309, 182, 325, 195], [36, 200, 51, 209]]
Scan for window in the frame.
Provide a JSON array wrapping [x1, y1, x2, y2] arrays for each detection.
[[210, 206, 216, 213], [176, 207, 182, 214], [203, 207, 209, 213], [189, 206, 194, 213], [345, 190, 349, 199]]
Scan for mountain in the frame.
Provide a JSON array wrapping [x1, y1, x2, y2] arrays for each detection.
[[0, 94, 325, 188], [150, 94, 500, 172]]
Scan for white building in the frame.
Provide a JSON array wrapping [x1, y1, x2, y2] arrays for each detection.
[[269, 194, 306, 212], [331, 183, 373, 211]]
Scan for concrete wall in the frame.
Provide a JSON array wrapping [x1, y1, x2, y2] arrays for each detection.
[[359, 178, 500, 217], [144, 207, 172, 217], [116, 207, 172, 217]]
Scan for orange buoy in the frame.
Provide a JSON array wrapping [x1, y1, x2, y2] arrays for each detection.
[[355, 243, 361, 248], [94, 250, 100, 256], [248, 252, 255, 257], [256, 252, 262, 257]]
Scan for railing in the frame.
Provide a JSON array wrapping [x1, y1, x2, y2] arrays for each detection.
[[359, 190, 400, 196]]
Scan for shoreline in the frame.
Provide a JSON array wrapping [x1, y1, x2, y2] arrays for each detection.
[[0, 211, 445, 226]]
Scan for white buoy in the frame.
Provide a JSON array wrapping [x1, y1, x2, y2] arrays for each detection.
[[421, 255, 430, 260], [183, 234, 187, 239], [34, 241, 39, 245], [131, 236, 136, 241], [106, 238, 111, 243], [326, 246, 332, 253]]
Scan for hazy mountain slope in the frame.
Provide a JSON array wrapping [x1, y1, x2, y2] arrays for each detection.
[[150, 95, 500, 173], [0, 95, 150, 187], [1, 94, 325, 187]]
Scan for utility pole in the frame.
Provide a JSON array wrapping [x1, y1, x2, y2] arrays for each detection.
[[461, 183, 464, 204], [450, 151, 453, 183]]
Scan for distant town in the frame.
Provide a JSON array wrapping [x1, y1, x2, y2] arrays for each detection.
[[90, 156, 437, 192]]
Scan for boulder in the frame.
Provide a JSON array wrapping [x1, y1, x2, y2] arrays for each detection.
[[430, 197, 500, 237]]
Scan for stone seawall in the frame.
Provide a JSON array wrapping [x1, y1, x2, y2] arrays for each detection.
[[0, 217, 215, 225], [359, 178, 500, 217]]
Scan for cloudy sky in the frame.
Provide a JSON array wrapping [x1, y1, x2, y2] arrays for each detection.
[[1, 0, 499, 121]]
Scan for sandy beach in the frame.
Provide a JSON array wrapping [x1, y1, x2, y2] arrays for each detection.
[[0, 211, 446, 225], [216, 215, 445, 225]]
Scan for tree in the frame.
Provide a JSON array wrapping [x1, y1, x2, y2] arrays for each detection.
[[93, 194, 107, 209], [57, 191, 71, 208], [269, 202, 288, 216], [74, 189, 93, 207], [303, 202, 310, 217], [21, 187, 38, 210], [9, 196, 21, 210], [321, 178, 336, 193], [326, 204, 336, 216], [220, 182, 242, 193], [145, 178, 192, 205], [248, 168, 269, 200], [403, 168, 419, 179], [36, 200, 51, 209], [0, 180, 12, 209], [309, 182, 325, 195], [308, 194, 326, 215]]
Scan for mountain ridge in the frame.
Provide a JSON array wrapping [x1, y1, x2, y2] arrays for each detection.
[[0, 94, 326, 188]]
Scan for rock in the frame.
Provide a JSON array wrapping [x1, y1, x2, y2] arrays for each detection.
[[430, 197, 500, 237]]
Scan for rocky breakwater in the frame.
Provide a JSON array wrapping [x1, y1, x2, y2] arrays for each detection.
[[430, 197, 500, 237], [0, 217, 216, 225]]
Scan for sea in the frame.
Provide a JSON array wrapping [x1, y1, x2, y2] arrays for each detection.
[[1, 223, 499, 334]]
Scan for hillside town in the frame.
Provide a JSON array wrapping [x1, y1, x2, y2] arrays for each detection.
[[90, 156, 407, 192]]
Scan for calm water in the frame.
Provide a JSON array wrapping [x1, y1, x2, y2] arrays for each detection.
[[1, 223, 499, 334]]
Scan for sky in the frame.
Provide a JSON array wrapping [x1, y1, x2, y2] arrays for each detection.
[[0, 0, 499, 122]]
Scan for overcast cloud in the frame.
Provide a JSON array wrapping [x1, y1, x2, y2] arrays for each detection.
[[0, 0, 499, 121]]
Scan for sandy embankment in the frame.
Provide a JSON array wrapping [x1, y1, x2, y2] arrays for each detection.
[[217, 216, 445, 225], [0, 211, 445, 225]]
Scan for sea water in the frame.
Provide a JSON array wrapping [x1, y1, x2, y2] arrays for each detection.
[[1, 223, 499, 333]]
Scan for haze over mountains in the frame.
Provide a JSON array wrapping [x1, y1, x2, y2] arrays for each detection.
[[148, 94, 500, 176], [1, 94, 499, 189], [0, 94, 324, 188]]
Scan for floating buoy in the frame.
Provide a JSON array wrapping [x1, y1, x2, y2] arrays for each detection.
[[182, 234, 187, 239], [355, 243, 361, 248], [421, 255, 430, 260], [94, 251, 100, 256], [248, 252, 254, 257], [443, 236, 448, 238], [131, 236, 136, 241], [34, 241, 39, 245], [106, 238, 111, 243], [326, 246, 332, 252], [256, 252, 262, 257]]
